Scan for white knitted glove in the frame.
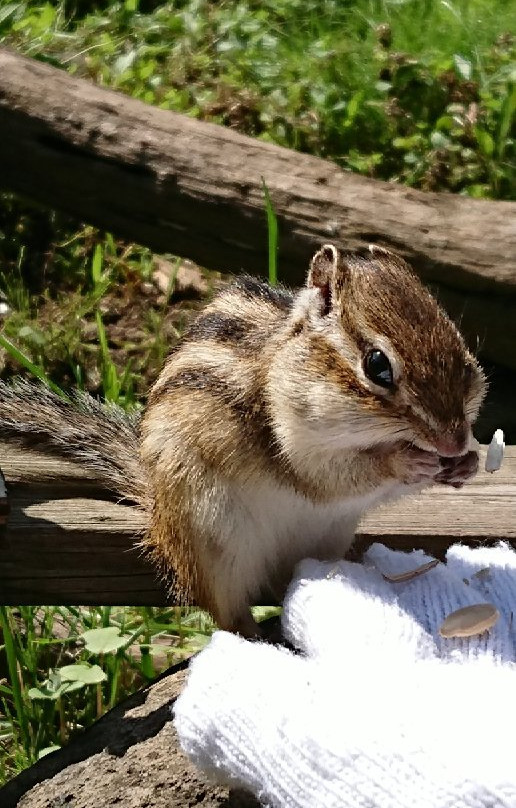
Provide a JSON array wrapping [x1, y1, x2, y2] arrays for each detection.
[[173, 542, 516, 807]]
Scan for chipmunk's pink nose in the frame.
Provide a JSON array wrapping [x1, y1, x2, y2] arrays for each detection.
[[434, 428, 468, 457]]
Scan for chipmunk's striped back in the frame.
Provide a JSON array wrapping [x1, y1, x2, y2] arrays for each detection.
[[0, 245, 485, 638], [140, 275, 301, 628], [144, 275, 295, 482]]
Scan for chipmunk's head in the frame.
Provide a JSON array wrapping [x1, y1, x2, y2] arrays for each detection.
[[277, 243, 486, 458]]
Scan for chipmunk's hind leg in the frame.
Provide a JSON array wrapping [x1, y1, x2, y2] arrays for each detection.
[[193, 544, 264, 639], [227, 610, 264, 639], [204, 579, 262, 639]]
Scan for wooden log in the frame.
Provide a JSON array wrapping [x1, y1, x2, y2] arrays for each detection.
[[0, 659, 260, 808], [0, 453, 155, 606], [1, 48, 515, 370], [0, 445, 514, 607]]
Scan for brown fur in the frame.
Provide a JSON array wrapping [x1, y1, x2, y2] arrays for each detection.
[[0, 245, 486, 636], [338, 250, 473, 425], [139, 244, 485, 629]]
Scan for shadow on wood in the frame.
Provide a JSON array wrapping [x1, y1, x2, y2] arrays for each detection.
[[0, 453, 161, 606], [0, 444, 514, 606]]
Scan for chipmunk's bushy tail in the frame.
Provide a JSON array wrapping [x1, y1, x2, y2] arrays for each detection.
[[0, 379, 148, 506]]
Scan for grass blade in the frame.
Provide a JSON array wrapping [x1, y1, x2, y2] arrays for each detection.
[[497, 81, 515, 159], [261, 178, 278, 286], [91, 244, 103, 289], [0, 607, 31, 758], [0, 334, 69, 400]]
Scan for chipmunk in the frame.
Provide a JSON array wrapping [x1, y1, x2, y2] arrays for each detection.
[[0, 244, 486, 638]]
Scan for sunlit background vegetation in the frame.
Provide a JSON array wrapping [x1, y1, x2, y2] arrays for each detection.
[[0, 0, 514, 785]]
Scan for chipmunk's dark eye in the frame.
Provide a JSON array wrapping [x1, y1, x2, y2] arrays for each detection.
[[364, 349, 394, 388]]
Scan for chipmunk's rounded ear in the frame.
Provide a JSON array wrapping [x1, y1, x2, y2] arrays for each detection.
[[368, 244, 394, 257], [307, 244, 340, 316], [367, 243, 407, 268]]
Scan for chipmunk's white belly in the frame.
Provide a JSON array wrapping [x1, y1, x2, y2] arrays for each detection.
[[229, 480, 357, 555], [193, 476, 390, 607]]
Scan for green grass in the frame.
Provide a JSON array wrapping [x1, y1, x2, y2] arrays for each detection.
[[0, 599, 278, 781], [0, 0, 514, 787], [262, 179, 278, 286], [0, 0, 511, 390], [1, 0, 513, 198], [0, 604, 217, 781]]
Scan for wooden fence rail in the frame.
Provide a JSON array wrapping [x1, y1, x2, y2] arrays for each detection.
[[0, 445, 514, 606], [1, 48, 516, 373]]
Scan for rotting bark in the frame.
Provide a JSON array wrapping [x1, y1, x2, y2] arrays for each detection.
[[0, 48, 515, 369]]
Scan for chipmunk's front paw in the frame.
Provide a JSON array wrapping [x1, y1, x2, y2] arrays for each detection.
[[390, 445, 442, 486], [435, 450, 479, 489]]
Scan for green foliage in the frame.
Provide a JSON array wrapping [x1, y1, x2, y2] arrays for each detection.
[[81, 626, 130, 655], [28, 665, 107, 701], [262, 179, 278, 286], [0, 2, 512, 399], [0, 0, 514, 787], [0, 607, 31, 758], [0, 214, 167, 403], [89, 245, 136, 404], [0, 333, 68, 398], [0, 604, 215, 780], [2, 0, 513, 198]]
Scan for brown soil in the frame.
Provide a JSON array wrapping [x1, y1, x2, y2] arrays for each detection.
[[1, 257, 228, 400]]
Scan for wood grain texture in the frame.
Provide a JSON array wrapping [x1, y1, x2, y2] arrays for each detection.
[[355, 445, 516, 557], [0, 445, 514, 606], [1, 48, 515, 370]]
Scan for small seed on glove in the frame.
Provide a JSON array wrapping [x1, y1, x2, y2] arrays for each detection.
[[472, 567, 491, 582], [382, 558, 439, 583], [439, 603, 499, 638]]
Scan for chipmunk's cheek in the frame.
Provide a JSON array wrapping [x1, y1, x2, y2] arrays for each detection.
[[435, 450, 479, 488]]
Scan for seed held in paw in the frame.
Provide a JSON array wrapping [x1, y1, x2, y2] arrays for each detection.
[[439, 603, 499, 638], [485, 429, 504, 473]]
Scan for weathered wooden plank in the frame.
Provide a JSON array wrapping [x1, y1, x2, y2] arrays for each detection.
[[0, 446, 514, 606], [358, 447, 516, 539], [0, 449, 156, 604], [0, 492, 155, 605]]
